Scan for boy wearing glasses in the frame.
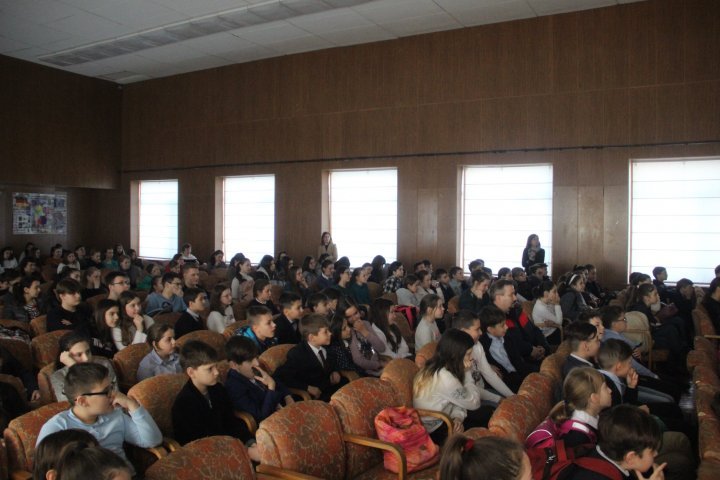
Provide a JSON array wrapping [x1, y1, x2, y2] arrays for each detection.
[[146, 272, 187, 316], [37, 363, 162, 474], [105, 271, 130, 301]]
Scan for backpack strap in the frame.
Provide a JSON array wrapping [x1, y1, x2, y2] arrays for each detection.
[[558, 419, 597, 444], [574, 457, 624, 480]]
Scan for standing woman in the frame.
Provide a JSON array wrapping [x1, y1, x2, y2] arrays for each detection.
[[521, 234, 545, 273], [318, 232, 338, 263]]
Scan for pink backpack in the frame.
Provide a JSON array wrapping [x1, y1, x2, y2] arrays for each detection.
[[526, 417, 597, 450], [374, 406, 440, 473]]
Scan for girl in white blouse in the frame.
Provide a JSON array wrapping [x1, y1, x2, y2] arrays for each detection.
[[207, 284, 236, 333], [369, 298, 410, 359], [531, 280, 563, 346]]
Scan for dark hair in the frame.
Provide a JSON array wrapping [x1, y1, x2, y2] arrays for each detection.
[[350, 267, 365, 284], [371, 255, 386, 279], [279, 292, 301, 311], [439, 434, 525, 480], [13, 275, 40, 305], [388, 261, 404, 276], [336, 256, 350, 268], [55, 445, 130, 480], [117, 290, 144, 347], [225, 336, 259, 364], [497, 267, 511, 278], [33, 429, 99, 480], [597, 405, 662, 461], [434, 268, 448, 279], [414, 329, 474, 396], [370, 298, 403, 353], [532, 280, 556, 300], [93, 299, 120, 347], [286, 266, 304, 295], [630, 273, 651, 286], [322, 287, 341, 301], [675, 278, 693, 291], [403, 274, 419, 288], [577, 309, 601, 325], [208, 250, 224, 267], [564, 322, 598, 352], [598, 338, 633, 370], [299, 313, 329, 340], [209, 283, 231, 315], [103, 271, 127, 287], [307, 292, 329, 310], [416, 270, 430, 285], [479, 305, 506, 332], [419, 293, 442, 318], [600, 305, 624, 329], [259, 255, 275, 272], [146, 322, 173, 348], [706, 277, 720, 298], [488, 279, 513, 300], [450, 310, 479, 331], [321, 259, 334, 271], [64, 363, 109, 406], [449, 266, 463, 277], [183, 287, 205, 307], [637, 283, 656, 303], [180, 340, 218, 370], [161, 272, 181, 286], [301, 256, 315, 273], [56, 278, 81, 296], [526, 233, 540, 249], [320, 231, 332, 245], [245, 306, 272, 327], [253, 279, 270, 298], [55, 332, 92, 371], [652, 266, 666, 278], [329, 314, 347, 344]]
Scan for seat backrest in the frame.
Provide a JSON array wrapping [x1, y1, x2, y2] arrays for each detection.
[[258, 344, 294, 375], [381, 292, 398, 304], [0, 338, 33, 371], [517, 372, 557, 418], [175, 330, 227, 360], [30, 315, 47, 337], [256, 400, 346, 480], [128, 373, 188, 437], [447, 296, 460, 314], [0, 374, 28, 409], [380, 358, 419, 407], [36, 363, 57, 405], [4, 401, 70, 472], [86, 293, 108, 310], [30, 330, 71, 370], [694, 305, 716, 338], [113, 343, 152, 390], [153, 312, 182, 328], [522, 300, 535, 320], [488, 394, 544, 443], [624, 311, 649, 351], [414, 341, 438, 369], [232, 301, 249, 322], [539, 353, 566, 385], [330, 377, 401, 479], [222, 321, 241, 339], [144, 435, 255, 480], [366, 281, 381, 301]]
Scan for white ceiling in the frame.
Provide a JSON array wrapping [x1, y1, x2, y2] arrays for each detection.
[[0, 0, 644, 84]]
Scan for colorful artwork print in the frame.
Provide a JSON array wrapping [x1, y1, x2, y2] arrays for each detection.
[[13, 192, 67, 234]]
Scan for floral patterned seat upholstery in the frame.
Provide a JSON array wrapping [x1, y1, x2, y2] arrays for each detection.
[[0, 338, 33, 372], [175, 330, 227, 360], [113, 342, 151, 391], [539, 353, 565, 384], [36, 363, 57, 405], [258, 344, 294, 375], [153, 312, 182, 329], [488, 393, 545, 444], [30, 315, 47, 337], [693, 305, 717, 339], [414, 342, 437, 369], [380, 358, 418, 407], [697, 388, 720, 463], [145, 435, 255, 480], [4, 401, 70, 474], [688, 336, 718, 374], [30, 330, 71, 370], [128, 372, 188, 448], [517, 372, 557, 417]]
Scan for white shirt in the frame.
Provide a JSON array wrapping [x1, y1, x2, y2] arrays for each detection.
[[207, 305, 235, 333], [470, 342, 514, 399], [571, 409, 599, 430], [532, 299, 563, 337], [308, 343, 328, 367], [371, 324, 410, 359], [415, 319, 440, 351], [413, 369, 482, 432]]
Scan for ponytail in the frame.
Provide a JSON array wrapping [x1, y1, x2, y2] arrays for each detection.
[[439, 434, 525, 480]]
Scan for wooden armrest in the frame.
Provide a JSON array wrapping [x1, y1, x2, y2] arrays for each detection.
[[145, 445, 169, 459], [340, 370, 360, 382], [256, 464, 325, 479], [234, 410, 258, 435], [343, 433, 407, 480], [703, 335, 720, 340], [416, 408, 454, 434], [162, 437, 181, 453], [0, 320, 33, 335], [288, 388, 312, 401], [10, 471, 33, 480]]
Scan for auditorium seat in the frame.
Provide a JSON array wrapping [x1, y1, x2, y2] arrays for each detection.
[[113, 342, 151, 391], [30, 330, 71, 370], [175, 330, 227, 360]]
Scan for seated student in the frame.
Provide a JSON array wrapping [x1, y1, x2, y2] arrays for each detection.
[[2, 275, 42, 322], [55, 444, 132, 480], [314, 259, 335, 291], [56, 251, 81, 275], [322, 287, 340, 317], [117, 255, 141, 289], [370, 298, 410, 359], [51, 332, 117, 402], [224, 336, 294, 424], [600, 306, 679, 404], [439, 434, 531, 480], [562, 322, 601, 379], [307, 291, 330, 317], [284, 266, 310, 305], [104, 271, 130, 302], [137, 322, 181, 381], [253, 255, 275, 282], [0, 345, 40, 406], [332, 265, 351, 297], [670, 278, 701, 340], [559, 272, 592, 322], [174, 288, 208, 339], [233, 305, 278, 354], [275, 314, 347, 402], [413, 329, 484, 445], [115, 291, 154, 352], [382, 261, 405, 293], [479, 305, 538, 393], [434, 269, 454, 306], [274, 292, 303, 345], [84, 249, 103, 270], [415, 294, 444, 351], [415, 270, 443, 306], [452, 310, 514, 404], [33, 429, 99, 480], [512, 267, 533, 303], [448, 267, 465, 297], [45, 245, 63, 268], [326, 314, 364, 374], [146, 272, 187, 316], [206, 284, 235, 334], [37, 362, 162, 475], [702, 277, 720, 333], [231, 257, 254, 302], [531, 280, 563, 346], [88, 299, 121, 358], [181, 264, 201, 291], [347, 268, 372, 306], [396, 275, 421, 307], [171, 341, 257, 459], [80, 267, 107, 301], [458, 270, 491, 315], [339, 298, 387, 376], [180, 243, 198, 264], [47, 279, 92, 333], [652, 266, 670, 304], [249, 279, 280, 316], [102, 247, 119, 270], [301, 256, 318, 288]]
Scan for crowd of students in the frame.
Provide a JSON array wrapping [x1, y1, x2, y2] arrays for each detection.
[[0, 235, 719, 479]]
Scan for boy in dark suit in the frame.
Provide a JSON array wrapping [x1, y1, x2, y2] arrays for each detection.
[[274, 292, 303, 345], [174, 288, 207, 339], [276, 313, 347, 401], [478, 305, 537, 392], [562, 321, 601, 379]]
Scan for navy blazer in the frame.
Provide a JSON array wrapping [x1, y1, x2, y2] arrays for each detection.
[[274, 314, 301, 345], [276, 341, 337, 397], [224, 369, 286, 423]]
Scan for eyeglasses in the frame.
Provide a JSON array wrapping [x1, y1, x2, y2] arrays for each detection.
[[77, 382, 116, 398], [171, 282, 183, 286], [113, 281, 130, 286]]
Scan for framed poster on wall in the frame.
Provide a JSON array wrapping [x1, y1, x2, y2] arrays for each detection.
[[12, 192, 67, 234]]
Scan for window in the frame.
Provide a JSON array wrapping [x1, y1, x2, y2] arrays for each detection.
[[138, 180, 178, 259], [630, 157, 720, 283], [329, 169, 397, 266], [461, 164, 553, 274], [223, 175, 275, 263]]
